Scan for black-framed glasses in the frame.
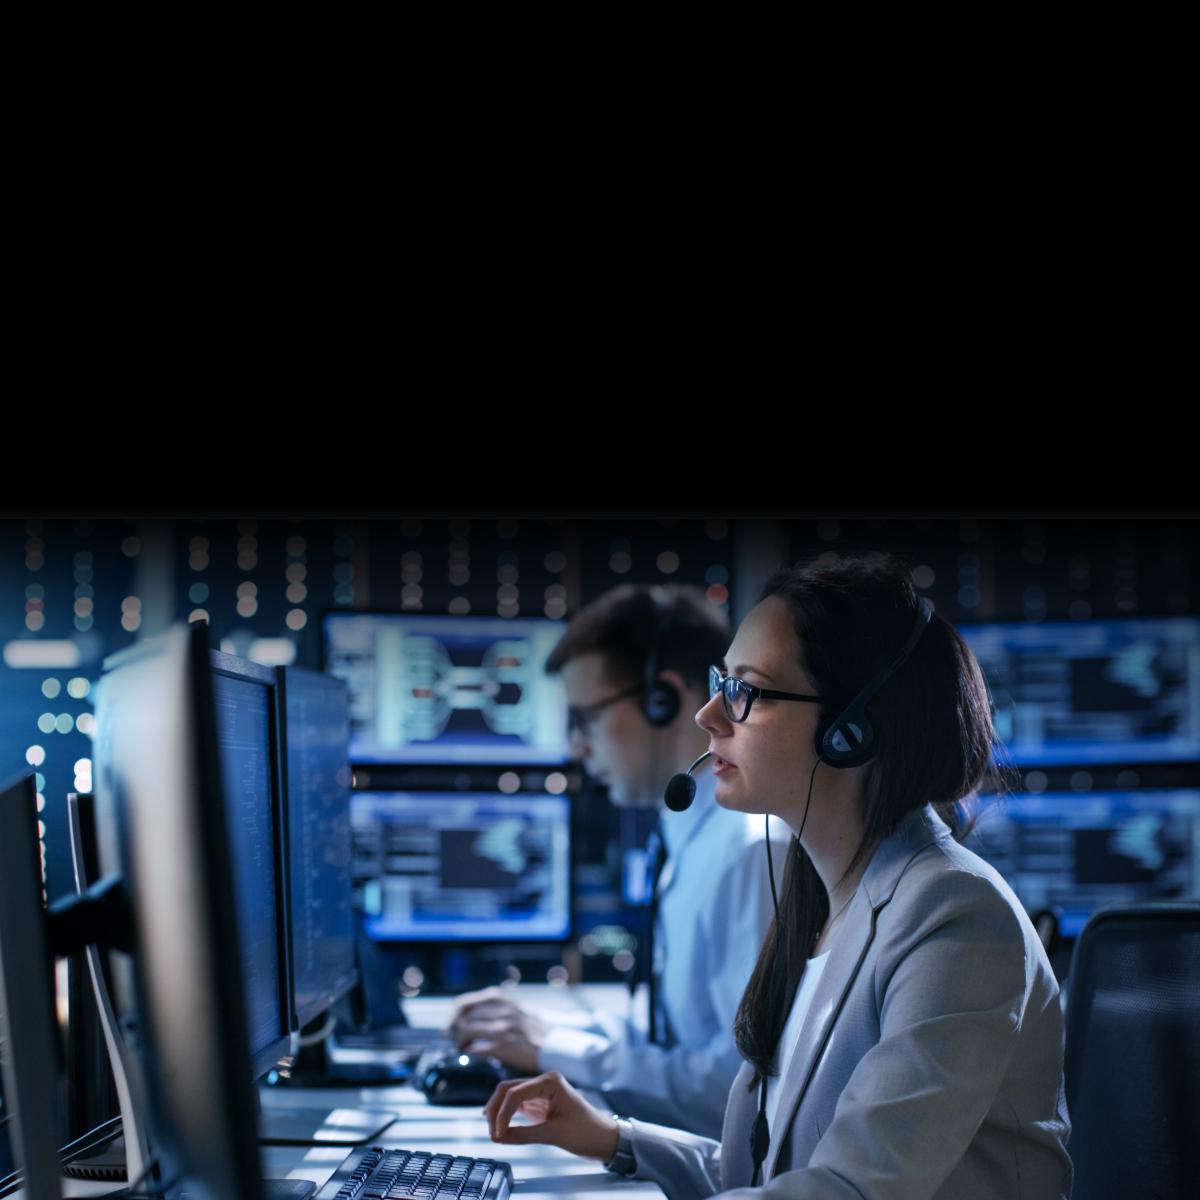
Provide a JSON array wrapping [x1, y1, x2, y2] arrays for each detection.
[[708, 665, 823, 723], [567, 682, 645, 735]]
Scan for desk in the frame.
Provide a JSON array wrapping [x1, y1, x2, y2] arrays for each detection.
[[18, 986, 666, 1198], [276, 985, 661, 1197], [260, 1081, 662, 1199], [18, 1084, 663, 1199]]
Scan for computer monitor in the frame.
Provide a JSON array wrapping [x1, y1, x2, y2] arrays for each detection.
[[958, 616, 1200, 765], [352, 792, 571, 942], [0, 771, 65, 1200], [964, 789, 1200, 938], [97, 633, 394, 1169], [321, 612, 569, 764], [94, 623, 264, 1200], [92, 626, 506, 1196], [275, 666, 357, 1031], [258, 666, 396, 1142], [209, 650, 293, 1077]]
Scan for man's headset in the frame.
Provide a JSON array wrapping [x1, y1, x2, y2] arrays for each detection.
[[640, 590, 681, 728]]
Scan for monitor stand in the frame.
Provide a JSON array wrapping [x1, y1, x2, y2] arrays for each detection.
[[258, 1019, 400, 1145], [62, 1131, 317, 1198], [64, 796, 345, 1182]]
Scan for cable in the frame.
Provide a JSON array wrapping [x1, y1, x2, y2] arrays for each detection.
[[297, 1012, 337, 1048], [764, 813, 780, 923], [0, 1116, 125, 1195], [61, 1115, 123, 1164]]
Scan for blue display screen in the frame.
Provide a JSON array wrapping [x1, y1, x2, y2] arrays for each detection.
[[964, 790, 1200, 937], [958, 617, 1200, 765], [211, 672, 284, 1057], [351, 791, 571, 942], [322, 613, 569, 764], [283, 669, 356, 1022]]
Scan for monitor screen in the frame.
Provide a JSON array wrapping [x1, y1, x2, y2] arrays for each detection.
[[964, 789, 1200, 937], [322, 612, 570, 764], [210, 655, 290, 1072], [278, 666, 357, 1028], [351, 791, 571, 941], [958, 616, 1200, 765]]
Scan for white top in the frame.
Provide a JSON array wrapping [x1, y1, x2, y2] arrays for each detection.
[[538, 768, 790, 1138], [765, 949, 831, 1131]]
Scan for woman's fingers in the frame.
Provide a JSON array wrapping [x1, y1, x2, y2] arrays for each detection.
[[482, 1078, 523, 1134], [492, 1075, 562, 1139]]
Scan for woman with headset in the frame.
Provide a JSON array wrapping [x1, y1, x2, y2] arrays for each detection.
[[483, 551, 1072, 1199]]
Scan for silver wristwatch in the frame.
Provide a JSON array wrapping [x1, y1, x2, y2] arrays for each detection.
[[604, 1115, 636, 1176]]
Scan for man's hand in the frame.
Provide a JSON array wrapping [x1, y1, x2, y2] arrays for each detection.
[[448, 986, 550, 1076]]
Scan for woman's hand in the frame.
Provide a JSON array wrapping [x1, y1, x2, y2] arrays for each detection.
[[483, 1071, 619, 1161]]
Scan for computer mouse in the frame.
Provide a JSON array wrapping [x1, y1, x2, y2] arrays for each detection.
[[417, 1050, 510, 1106]]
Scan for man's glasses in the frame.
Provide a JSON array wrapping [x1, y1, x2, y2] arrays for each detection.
[[567, 682, 645, 736], [708, 665, 823, 723]]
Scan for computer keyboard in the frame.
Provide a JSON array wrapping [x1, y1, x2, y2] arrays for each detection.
[[334, 1025, 455, 1063], [315, 1145, 513, 1200], [335, 1026, 452, 1051]]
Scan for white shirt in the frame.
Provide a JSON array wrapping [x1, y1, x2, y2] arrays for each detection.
[[765, 949, 831, 1131], [538, 769, 789, 1138]]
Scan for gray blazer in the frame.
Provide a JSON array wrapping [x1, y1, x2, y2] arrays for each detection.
[[627, 804, 1072, 1199]]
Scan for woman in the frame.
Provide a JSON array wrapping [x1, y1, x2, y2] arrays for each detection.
[[484, 552, 1072, 1200]]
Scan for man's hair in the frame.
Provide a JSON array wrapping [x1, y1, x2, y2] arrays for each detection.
[[545, 583, 730, 694]]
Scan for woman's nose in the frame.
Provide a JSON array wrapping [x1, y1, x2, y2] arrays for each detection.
[[695, 691, 729, 734]]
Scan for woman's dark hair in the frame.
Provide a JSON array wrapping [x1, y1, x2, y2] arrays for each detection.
[[732, 550, 1016, 1084]]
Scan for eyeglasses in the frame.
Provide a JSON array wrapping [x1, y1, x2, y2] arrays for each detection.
[[708, 665, 823, 723], [567, 682, 645, 736]]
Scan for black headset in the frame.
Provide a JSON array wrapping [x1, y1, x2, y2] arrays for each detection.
[[815, 597, 934, 768], [641, 590, 682, 728]]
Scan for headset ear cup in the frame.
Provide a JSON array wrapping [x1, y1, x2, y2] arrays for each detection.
[[643, 681, 681, 728], [820, 712, 875, 768], [812, 600, 930, 770]]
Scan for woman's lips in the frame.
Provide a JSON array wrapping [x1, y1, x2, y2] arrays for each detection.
[[712, 754, 737, 775]]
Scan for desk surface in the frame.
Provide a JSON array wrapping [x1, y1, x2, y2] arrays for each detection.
[[266, 985, 659, 1197], [21, 985, 664, 1198], [261, 1081, 660, 1200]]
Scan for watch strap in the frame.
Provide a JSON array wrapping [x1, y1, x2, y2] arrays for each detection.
[[604, 1115, 636, 1176]]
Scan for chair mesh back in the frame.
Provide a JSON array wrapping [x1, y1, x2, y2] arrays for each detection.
[[1065, 902, 1200, 1200]]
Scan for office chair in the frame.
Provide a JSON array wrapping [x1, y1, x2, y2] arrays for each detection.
[[1064, 901, 1200, 1200]]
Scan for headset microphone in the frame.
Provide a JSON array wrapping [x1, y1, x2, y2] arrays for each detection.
[[664, 751, 712, 812]]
